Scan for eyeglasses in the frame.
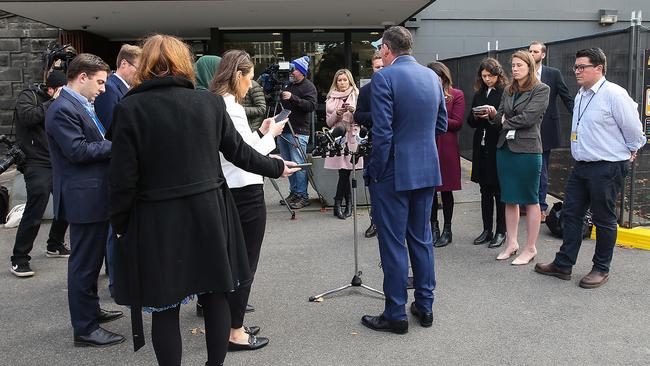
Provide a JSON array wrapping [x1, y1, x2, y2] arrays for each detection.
[[376, 43, 387, 51], [572, 64, 595, 73], [125, 59, 139, 69]]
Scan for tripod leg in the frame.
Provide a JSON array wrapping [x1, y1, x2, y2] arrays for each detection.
[[267, 178, 296, 219], [360, 284, 385, 296], [308, 284, 353, 302]]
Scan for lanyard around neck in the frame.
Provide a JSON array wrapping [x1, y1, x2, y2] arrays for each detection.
[[577, 80, 606, 123]]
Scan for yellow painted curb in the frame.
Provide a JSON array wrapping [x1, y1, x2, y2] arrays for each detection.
[[590, 226, 650, 250]]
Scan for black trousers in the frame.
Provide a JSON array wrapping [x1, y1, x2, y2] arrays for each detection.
[[228, 184, 266, 329], [554, 161, 628, 273], [334, 169, 351, 201], [11, 166, 68, 265], [479, 183, 506, 234], [431, 191, 454, 227], [68, 221, 108, 336]]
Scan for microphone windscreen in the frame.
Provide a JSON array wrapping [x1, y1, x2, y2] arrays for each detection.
[[330, 125, 346, 138], [358, 126, 368, 138]]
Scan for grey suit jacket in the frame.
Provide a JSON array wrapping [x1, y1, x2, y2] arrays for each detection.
[[491, 83, 550, 154]]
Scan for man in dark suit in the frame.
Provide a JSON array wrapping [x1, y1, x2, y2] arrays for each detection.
[[529, 41, 574, 220], [361, 26, 447, 334], [94, 44, 141, 297], [45, 53, 124, 347], [353, 51, 383, 238]]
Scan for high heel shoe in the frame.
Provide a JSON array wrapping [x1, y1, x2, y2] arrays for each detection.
[[511, 251, 537, 265], [496, 247, 518, 261]]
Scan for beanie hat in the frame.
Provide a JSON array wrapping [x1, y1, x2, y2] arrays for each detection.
[[46, 70, 67, 88], [291, 56, 310, 76]]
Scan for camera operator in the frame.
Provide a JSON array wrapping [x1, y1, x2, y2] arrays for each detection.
[[10, 70, 70, 277], [278, 56, 317, 209]]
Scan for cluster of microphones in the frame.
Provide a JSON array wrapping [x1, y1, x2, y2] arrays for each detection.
[[312, 125, 370, 159]]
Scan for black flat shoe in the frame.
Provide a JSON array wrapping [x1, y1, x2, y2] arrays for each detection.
[[244, 326, 260, 335], [361, 314, 408, 334], [488, 232, 506, 248], [228, 335, 269, 351], [245, 304, 255, 313], [364, 223, 377, 238], [473, 230, 493, 245], [74, 327, 125, 347], [97, 308, 123, 324], [409, 302, 433, 327]]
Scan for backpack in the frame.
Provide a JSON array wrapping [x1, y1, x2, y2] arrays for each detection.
[[546, 201, 593, 239]]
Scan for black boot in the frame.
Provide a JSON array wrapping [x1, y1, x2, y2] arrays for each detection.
[[434, 224, 452, 248], [343, 192, 352, 218], [333, 200, 345, 219], [431, 220, 440, 243]]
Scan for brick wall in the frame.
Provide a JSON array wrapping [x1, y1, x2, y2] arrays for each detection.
[[0, 11, 58, 135]]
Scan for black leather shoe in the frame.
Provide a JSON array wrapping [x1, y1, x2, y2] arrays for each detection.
[[434, 228, 452, 248], [488, 232, 506, 248], [228, 335, 269, 351], [245, 304, 255, 313], [97, 309, 123, 324], [364, 223, 377, 238], [473, 230, 493, 245], [244, 326, 260, 335], [361, 314, 408, 334], [409, 302, 433, 327], [74, 327, 125, 347]]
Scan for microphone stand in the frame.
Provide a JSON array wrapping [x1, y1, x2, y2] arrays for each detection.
[[308, 147, 384, 302]]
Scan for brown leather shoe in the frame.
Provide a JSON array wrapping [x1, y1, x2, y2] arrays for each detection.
[[534, 262, 571, 280], [579, 270, 609, 289]]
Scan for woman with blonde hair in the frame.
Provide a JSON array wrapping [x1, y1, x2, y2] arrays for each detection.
[[324, 68, 361, 219], [483, 50, 550, 265], [209, 49, 286, 351], [109, 34, 297, 366]]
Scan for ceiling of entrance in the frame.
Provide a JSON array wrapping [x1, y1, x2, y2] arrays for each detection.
[[0, 1, 434, 40]]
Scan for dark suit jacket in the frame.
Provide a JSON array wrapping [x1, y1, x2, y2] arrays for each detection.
[[540, 65, 573, 151], [45, 88, 112, 224], [94, 73, 129, 131], [354, 82, 372, 128], [492, 83, 550, 154], [367, 55, 447, 191], [467, 86, 504, 186]]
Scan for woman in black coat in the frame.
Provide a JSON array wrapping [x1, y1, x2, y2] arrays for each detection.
[[109, 34, 297, 366], [467, 58, 508, 249]]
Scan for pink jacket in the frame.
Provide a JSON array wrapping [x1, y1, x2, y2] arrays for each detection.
[[324, 88, 363, 170]]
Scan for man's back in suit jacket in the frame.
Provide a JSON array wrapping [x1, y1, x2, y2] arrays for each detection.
[[94, 73, 128, 131], [540, 65, 573, 151], [45, 88, 112, 224], [368, 55, 448, 191]]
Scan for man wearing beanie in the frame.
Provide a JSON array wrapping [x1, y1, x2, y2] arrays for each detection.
[[279, 55, 317, 209], [10, 70, 70, 277]]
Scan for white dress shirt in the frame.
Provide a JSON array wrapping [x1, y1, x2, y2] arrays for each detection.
[[220, 93, 276, 188], [535, 64, 542, 82], [570, 77, 646, 162]]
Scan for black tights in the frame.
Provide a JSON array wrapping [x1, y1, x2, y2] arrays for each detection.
[[431, 191, 454, 228], [152, 293, 230, 366], [334, 169, 351, 201]]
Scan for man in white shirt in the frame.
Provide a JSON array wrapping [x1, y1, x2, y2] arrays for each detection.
[[535, 48, 646, 288]]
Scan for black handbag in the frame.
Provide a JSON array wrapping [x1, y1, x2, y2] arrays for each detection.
[[546, 201, 593, 239]]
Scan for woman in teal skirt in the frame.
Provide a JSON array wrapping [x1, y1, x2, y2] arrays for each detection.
[[481, 50, 549, 265]]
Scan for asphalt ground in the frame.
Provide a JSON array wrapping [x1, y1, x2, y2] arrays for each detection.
[[1, 161, 649, 366]]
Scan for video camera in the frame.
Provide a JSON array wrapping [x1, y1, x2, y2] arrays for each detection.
[[258, 61, 293, 103], [44, 43, 77, 74], [0, 135, 25, 175]]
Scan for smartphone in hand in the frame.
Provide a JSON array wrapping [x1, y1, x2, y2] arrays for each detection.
[[274, 109, 291, 122]]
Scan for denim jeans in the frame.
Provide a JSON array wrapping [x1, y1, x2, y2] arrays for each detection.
[[277, 133, 309, 198], [553, 160, 628, 273]]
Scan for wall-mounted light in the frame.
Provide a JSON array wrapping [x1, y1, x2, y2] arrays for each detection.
[[599, 9, 618, 26]]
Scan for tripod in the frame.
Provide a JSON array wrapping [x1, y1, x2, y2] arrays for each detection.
[[308, 150, 384, 302]]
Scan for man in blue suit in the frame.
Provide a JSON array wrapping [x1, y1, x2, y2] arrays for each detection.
[[45, 53, 124, 347], [94, 44, 141, 297], [361, 26, 447, 334]]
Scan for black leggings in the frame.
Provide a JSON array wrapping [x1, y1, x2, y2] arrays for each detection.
[[152, 293, 230, 366], [228, 185, 266, 329], [431, 191, 454, 227], [480, 183, 506, 234], [334, 169, 351, 201]]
